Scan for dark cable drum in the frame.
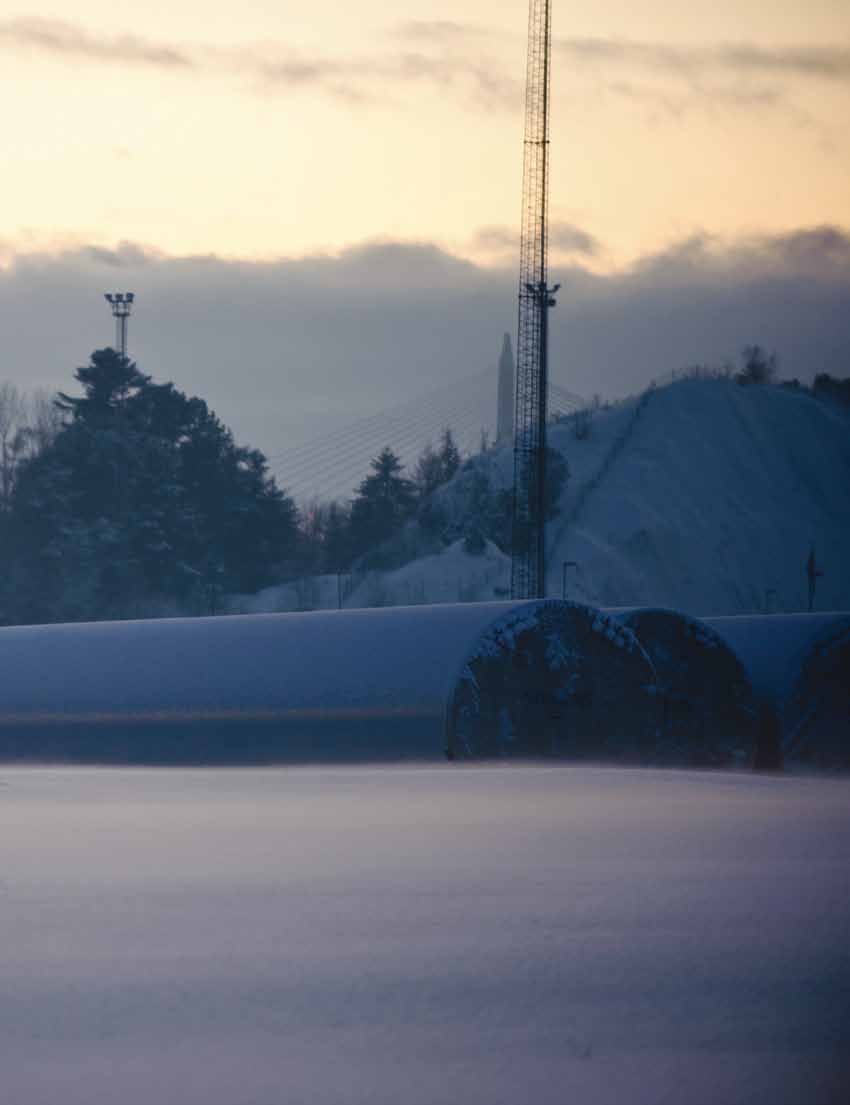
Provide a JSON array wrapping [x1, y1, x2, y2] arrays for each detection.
[[0, 601, 638, 765], [610, 608, 757, 766], [784, 619, 850, 767], [449, 602, 658, 760]]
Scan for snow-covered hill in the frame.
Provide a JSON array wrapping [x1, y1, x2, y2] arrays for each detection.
[[549, 377, 850, 614], [231, 377, 850, 617]]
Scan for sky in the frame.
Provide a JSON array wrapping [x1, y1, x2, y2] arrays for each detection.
[[1, 0, 849, 456]]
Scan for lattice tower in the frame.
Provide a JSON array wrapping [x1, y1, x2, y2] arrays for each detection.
[[511, 0, 559, 599]]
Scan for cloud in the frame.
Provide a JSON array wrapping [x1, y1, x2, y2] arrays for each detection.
[[0, 17, 192, 68], [473, 223, 600, 257], [550, 223, 600, 256], [1, 229, 848, 463], [6, 17, 845, 116], [559, 38, 850, 84], [630, 226, 850, 282], [397, 23, 850, 88], [471, 226, 518, 253], [757, 225, 850, 270], [80, 242, 162, 269], [396, 24, 850, 117], [557, 38, 850, 116], [0, 17, 516, 107]]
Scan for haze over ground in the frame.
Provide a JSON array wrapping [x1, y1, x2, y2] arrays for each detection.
[[3, 766, 849, 1105], [1, 0, 849, 455]]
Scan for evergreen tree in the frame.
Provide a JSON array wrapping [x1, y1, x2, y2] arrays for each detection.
[[414, 443, 442, 500], [4, 349, 297, 623], [322, 501, 351, 571], [348, 447, 415, 558], [813, 373, 850, 408], [56, 348, 150, 420], [736, 345, 777, 386], [437, 427, 461, 485], [414, 428, 461, 500]]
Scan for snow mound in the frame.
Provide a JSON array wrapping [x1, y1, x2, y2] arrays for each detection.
[[347, 538, 511, 608], [549, 378, 850, 614], [229, 378, 850, 617], [336, 377, 850, 615]]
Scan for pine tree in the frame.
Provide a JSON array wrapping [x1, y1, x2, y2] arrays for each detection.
[[348, 447, 415, 558], [736, 345, 777, 386], [56, 348, 150, 421], [322, 502, 351, 571], [414, 428, 461, 500], [5, 350, 297, 623], [437, 428, 461, 484]]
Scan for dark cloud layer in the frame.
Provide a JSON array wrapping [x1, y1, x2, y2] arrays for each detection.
[[1, 228, 848, 460]]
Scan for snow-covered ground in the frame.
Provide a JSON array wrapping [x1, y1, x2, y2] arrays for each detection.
[[2, 765, 849, 1105]]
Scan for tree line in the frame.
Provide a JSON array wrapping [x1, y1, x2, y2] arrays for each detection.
[[8, 342, 834, 626], [0, 351, 483, 624]]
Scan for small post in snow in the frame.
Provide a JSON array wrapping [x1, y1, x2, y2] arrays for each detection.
[[806, 547, 823, 613]]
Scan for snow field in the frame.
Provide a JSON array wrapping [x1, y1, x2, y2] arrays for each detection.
[[1, 765, 848, 1105]]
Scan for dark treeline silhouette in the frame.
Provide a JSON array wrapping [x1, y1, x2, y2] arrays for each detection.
[[812, 373, 850, 408], [0, 353, 475, 622], [4, 341, 834, 622], [736, 345, 778, 387], [292, 421, 571, 583], [0, 349, 297, 624], [297, 429, 464, 576]]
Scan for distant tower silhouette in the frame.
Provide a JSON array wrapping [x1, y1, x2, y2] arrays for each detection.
[[104, 292, 135, 358], [497, 332, 515, 447]]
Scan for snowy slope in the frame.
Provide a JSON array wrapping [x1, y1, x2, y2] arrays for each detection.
[[233, 378, 849, 616], [346, 378, 850, 615], [550, 378, 850, 614]]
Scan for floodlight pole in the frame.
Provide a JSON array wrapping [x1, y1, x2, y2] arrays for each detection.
[[104, 292, 135, 358]]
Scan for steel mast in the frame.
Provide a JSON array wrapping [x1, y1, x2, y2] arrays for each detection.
[[511, 0, 559, 600], [104, 292, 135, 358]]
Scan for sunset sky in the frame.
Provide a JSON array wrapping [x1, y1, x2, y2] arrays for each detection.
[[1, 1, 849, 455], [3, 0, 849, 265]]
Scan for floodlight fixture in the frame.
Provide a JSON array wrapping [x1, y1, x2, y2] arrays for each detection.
[[104, 290, 136, 357]]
